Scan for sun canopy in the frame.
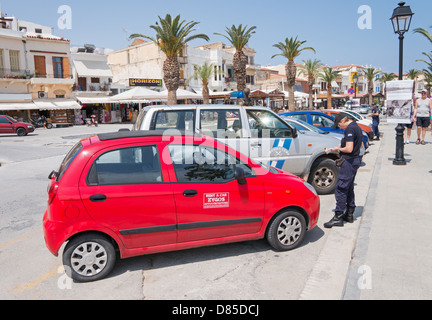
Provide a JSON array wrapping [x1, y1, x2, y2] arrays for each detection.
[[111, 87, 166, 101], [160, 89, 203, 100]]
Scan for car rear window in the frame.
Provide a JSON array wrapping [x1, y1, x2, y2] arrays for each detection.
[[87, 145, 162, 186], [153, 110, 195, 131], [57, 142, 83, 181]]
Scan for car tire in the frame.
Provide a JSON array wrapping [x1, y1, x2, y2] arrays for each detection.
[[308, 158, 338, 195], [267, 210, 306, 251], [63, 233, 116, 282], [16, 128, 27, 136]]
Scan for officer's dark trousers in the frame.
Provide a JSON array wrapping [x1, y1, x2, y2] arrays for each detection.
[[335, 157, 362, 213], [372, 120, 380, 138]]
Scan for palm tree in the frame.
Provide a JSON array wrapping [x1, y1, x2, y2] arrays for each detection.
[[407, 69, 421, 95], [413, 26, 432, 44], [416, 52, 432, 68], [362, 67, 380, 104], [272, 37, 316, 111], [319, 67, 341, 109], [380, 72, 397, 100], [299, 59, 322, 110], [190, 62, 218, 104], [214, 24, 256, 93], [422, 68, 432, 96], [130, 14, 209, 105]]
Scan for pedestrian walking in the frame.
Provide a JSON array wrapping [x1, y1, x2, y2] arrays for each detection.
[[368, 102, 380, 140], [413, 90, 432, 145], [324, 113, 364, 228], [404, 97, 416, 144]]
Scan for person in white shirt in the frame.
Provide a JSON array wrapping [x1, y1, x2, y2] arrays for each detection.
[[413, 90, 432, 145]]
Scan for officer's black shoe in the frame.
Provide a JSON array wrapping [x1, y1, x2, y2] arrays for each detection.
[[324, 212, 345, 229], [344, 206, 355, 223]]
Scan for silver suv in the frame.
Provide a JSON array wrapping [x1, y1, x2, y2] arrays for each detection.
[[134, 105, 341, 195]]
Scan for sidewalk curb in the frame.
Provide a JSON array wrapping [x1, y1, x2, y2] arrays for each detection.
[[342, 136, 384, 299]]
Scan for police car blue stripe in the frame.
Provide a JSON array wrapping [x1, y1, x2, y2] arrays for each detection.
[[276, 160, 285, 169], [283, 139, 292, 150]]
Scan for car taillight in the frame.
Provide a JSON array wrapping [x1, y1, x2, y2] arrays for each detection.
[[47, 180, 58, 205]]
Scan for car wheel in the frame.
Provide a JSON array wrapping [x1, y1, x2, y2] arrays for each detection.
[[308, 158, 338, 195], [267, 210, 306, 251], [16, 128, 27, 136], [63, 233, 116, 282]]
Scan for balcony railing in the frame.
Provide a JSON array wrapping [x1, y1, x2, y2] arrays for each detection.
[[0, 68, 33, 79], [0, 68, 73, 80]]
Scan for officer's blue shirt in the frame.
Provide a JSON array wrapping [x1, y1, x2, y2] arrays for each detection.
[[341, 121, 363, 158], [372, 107, 380, 123]]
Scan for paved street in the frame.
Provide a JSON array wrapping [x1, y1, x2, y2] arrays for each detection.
[[0, 119, 431, 300]]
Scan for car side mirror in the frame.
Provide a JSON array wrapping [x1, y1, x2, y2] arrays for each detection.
[[235, 167, 247, 185], [291, 127, 298, 138]]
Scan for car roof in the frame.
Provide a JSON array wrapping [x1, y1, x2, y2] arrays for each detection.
[[97, 130, 200, 141], [143, 104, 272, 112], [280, 110, 324, 115]]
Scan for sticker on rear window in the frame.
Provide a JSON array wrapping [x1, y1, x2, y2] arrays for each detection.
[[204, 193, 230, 209]]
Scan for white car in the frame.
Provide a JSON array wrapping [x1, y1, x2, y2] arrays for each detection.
[[134, 105, 341, 195], [343, 110, 373, 126]]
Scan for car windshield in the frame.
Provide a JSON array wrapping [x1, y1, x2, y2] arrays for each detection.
[[57, 142, 83, 181], [284, 118, 328, 134], [344, 110, 362, 120], [5, 116, 17, 123], [257, 162, 279, 174]]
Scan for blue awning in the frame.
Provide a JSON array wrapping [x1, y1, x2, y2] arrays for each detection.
[[230, 92, 245, 99]]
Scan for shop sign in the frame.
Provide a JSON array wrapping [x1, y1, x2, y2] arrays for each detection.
[[129, 78, 163, 87]]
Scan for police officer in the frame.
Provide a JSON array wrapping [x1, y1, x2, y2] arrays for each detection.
[[368, 102, 380, 140], [324, 113, 364, 228]]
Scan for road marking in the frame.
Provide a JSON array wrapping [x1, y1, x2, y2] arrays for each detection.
[[0, 228, 43, 249], [13, 266, 60, 294]]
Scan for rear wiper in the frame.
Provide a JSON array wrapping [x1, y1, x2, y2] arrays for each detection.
[[48, 170, 59, 180]]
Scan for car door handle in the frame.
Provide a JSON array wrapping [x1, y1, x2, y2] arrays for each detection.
[[90, 194, 107, 202], [251, 142, 261, 147], [183, 190, 198, 197]]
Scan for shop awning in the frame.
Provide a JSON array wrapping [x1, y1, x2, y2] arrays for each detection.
[[33, 99, 82, 110], [0, 102, 39, 111], [111, 87, 166, 101], [73, 60, 113, 78], [0, 93, 33, 102], [76, 96, 119, 104]]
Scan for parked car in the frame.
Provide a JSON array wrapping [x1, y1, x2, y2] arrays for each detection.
[[0, 115, 35, 136], [342, 109, 373, 126], [281, 117, 344, 140], [359, 104, 372, 114], [43, 130, 320, 282], [320, 109, 374, 140], [134, 105, 342, 195], [279, 111, 369, 150]]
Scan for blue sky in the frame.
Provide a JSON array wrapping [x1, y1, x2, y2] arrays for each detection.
[[1, 0, 431, 73]]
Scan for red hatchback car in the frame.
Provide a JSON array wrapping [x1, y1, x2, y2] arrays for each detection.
[[0, 115, 35, 136], [43, 131, 320, 282]]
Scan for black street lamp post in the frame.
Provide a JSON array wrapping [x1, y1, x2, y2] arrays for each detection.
[[390, 1, 414, 166]]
